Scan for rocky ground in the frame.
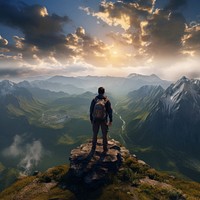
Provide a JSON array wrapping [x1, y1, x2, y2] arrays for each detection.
[[68, 139, 130, 187], [1, 139, 200, 200]]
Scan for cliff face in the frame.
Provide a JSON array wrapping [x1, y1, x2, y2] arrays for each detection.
[[1, 139, 200, 200]]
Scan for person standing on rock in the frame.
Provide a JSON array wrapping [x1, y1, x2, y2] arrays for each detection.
[[90, 87, 113, 152]]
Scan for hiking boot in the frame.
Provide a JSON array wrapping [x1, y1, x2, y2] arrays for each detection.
[[91, 146, 96, 152], [103, 147, 108, 153]]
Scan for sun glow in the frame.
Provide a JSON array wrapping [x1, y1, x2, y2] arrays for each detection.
[[112, 50, 118, 55], [40, 7, 48, 17]]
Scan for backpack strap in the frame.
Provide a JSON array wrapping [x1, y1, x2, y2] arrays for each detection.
[[104, 96, 108, 103]]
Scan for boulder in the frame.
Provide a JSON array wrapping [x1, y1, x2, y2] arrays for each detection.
[[68, 139, 130, 188]]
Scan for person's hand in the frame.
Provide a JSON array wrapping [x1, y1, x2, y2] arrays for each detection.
[[107, 122, 112, 126]]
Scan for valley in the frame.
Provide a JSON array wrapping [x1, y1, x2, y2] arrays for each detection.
[[113, 104, 127, 145], [1, 74, 200, 191]]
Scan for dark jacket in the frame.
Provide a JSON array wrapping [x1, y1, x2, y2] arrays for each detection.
[[90, 94, 113, 123]]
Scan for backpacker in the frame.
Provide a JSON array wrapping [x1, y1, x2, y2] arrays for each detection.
[[92, 98, 107, 120]]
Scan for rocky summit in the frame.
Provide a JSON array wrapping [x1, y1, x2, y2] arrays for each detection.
[[68, 139, 130, 187], [2, 139, 200, 200]]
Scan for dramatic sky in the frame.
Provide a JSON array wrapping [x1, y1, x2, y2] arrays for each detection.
[[0, 0, 200, 80]]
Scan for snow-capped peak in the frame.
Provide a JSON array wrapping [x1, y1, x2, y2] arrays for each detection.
[[127, 73, 160, 81], [0, 80, 16, 96], [127, 73, 143, 78], [0, 80, 15, 87], [161, 77, 200, 113]]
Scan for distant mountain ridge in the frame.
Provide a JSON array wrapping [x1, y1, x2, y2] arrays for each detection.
[[0, 80, 36, 110], [32, 74, 171, 95], [0, 80, 16, 96], [0, 73, 171, 96], [0, 80, 33, 100]]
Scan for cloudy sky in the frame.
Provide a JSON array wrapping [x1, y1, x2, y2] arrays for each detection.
[[0, 0, 200, 80]]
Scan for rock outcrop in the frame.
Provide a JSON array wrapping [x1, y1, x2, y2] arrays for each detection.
[[68, 139, 130, 187], [2, 138, 200, 199]]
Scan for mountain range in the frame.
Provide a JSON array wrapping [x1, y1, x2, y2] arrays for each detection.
[[140, 76, 200, 147], [0, 80, 94, 191], [1, 74, 200, 191], [120, 76, 200, 181], [30, 73, 171, 95]]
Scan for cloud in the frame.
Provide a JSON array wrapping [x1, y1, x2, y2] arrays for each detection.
[[158, 57, 200, 80], [0, 1, 70, 50], [0, 53, 35, 79], [183, 24, 200, 55], [138, 0, 156, 11], [66, 27, 114, 67], [62, 64, 90, 73], [19, 140, 43, 175], [164, 0, 187, 11], [0, 0, 199, 79], [0, 35, 8, 46], [0, 1, 118, 74], [107, 32, 133, 45], [0, 35, 9, 53], [0, 67, 32, 78], [84, 1, 152, 31], [84, 0, 190, 66], [82, 1, 153, 51], [142, 10, 186, 58], [79, 0, 200, 80], [3, 135, 23, 157], [0, 1, 76, 69], [2, 135, 43, 175]]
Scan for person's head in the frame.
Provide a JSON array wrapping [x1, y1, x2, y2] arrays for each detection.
[[98, 87, 105, 95]]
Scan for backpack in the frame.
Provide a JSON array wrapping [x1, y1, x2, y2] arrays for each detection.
[[92, 98, 107, 120]]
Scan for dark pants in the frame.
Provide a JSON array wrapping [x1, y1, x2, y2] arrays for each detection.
[[92, 121, 108, 151]]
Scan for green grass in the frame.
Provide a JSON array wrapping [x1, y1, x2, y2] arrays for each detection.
[[0, 165, 75, 200], [0, 163, 5, 172], [170, 179, 200, 200], [48, 186, 76, 200], [133, 111, 149, 121], [7, 104, 25, 116], [38, 165, 69, 182], [0, 168, 19, 191], [114, 156, 200, 199], [0, 176, 35, 199], [7, 97, 45, 126], [57, 134, 75, 145], [2, 160, 200, 200]]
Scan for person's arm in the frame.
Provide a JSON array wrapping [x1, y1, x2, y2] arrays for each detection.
[[106, 100, 113, 124], [90, 99, 95, 123]]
